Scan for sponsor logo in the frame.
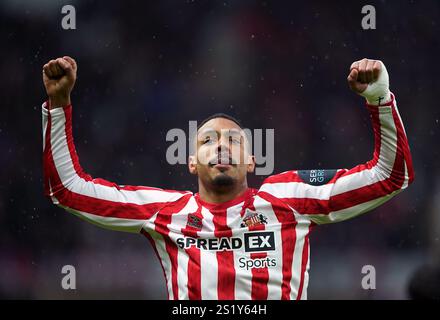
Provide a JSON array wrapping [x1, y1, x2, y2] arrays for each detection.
[[176, 231, 275, 253], [238, 257, 277, 270], [298, 169, 337, 186], [243, 231, 275, 253], [240, 209, 268, 228], [176, 237, 242, 251]]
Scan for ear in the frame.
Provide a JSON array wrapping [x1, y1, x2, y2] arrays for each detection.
[[188, 155, 198, 175], [246, 155, 256, 173]]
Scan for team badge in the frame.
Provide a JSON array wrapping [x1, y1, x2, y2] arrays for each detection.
[[187, 213, 203, 229], [240, 209, 268, 228]]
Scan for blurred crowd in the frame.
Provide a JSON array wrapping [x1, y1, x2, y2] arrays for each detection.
[[1, 0, 439, 299]]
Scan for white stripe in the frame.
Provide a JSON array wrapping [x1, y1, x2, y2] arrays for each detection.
[[290, 217, 310, 300], [253, 196, 283, 300], [42, 105, 48, 152], [199, 207, 218, 299], [167, 197, 197, 233], [305, 188, 402, 224], [401, 161, 409, 190], [394, 100, 410, 189], [300, 247, 311, 300], [374, 105, 398, 177], [176, 246, 189, 299], [226, 203, 250, 299], [200, 249, 218, 299], [227, 201, 246, 233], [168, 199, 196, 300], [393, 98, 407, 136], [59, 204, 146, 233], [143, 214, 175, 300]]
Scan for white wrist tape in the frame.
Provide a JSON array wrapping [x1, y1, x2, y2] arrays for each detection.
[[361, 61, 391, 105]]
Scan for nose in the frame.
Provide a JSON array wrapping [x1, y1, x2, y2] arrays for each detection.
[[217, 135, 231, 154], [216, 143, 230, 155]]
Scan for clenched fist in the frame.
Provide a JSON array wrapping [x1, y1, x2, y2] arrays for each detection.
[[43, 56, 77, 108], [347, 58, 391, 105]]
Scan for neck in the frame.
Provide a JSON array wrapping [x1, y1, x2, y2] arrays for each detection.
[[198, 179, 248, 204]]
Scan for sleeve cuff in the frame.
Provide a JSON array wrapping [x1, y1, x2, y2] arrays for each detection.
[[365, 92, 395, 111]]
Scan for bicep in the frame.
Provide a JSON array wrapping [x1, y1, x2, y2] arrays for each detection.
[[51, 177, 189, 233], [260, 164, 408, 225]]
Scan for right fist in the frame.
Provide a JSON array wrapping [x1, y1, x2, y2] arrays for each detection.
[[43, 56, 77, 108]]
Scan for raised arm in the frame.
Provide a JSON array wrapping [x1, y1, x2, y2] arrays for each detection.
[[260, 59, 415, 224], [42, 57, 189, 232]]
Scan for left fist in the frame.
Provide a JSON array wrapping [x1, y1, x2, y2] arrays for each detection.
[[347, 58, 390, 105]]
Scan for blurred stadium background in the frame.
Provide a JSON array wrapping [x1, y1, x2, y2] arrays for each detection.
[[0, 0, 439, 299]]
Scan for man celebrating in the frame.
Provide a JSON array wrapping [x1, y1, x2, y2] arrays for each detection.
[[42, 56, 414, 299]]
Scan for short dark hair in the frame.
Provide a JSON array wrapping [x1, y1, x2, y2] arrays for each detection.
[[197, 113, 244, 130]]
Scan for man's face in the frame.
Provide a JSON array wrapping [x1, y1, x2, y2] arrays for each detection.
[[188, 118, 255, 190]]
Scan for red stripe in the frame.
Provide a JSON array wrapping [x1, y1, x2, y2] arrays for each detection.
[[186, 248, 201, 299], [296, 223, 313, 300], [63, 106, 92, 182], [367, 105, 382, 168], [163, 237, 179, 300], [140, 229, 170, 300], [244, 202, 268, 300], [258, 192, 297, 300], [43, 109, 53, 196], [44, 111, 68, 197], [181, 205, 203, 300], [55, 190, 168, 220], [263, 171, 304, 184], [250, 250, 268, 300], [249, 225, 269, 300], [212, 209, 235, 300], [43, 106, 74, 196], [153, 194, 192, 300], [391, 106, 415, 184]]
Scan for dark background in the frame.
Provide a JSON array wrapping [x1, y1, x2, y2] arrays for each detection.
[[1, 0, 439, 299]]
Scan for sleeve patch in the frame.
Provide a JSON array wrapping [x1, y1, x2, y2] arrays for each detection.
[[297, 169, 337, 186]]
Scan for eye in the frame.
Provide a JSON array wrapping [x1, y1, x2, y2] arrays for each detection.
[[203, 136, 215, 144]]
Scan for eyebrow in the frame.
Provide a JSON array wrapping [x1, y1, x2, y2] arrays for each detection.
[[198, 128, 217, 137], [198, 128, 242, 137]]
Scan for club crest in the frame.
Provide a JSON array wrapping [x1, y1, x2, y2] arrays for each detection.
[[187, 213, 203, 229], [240, 209, 268, 228]]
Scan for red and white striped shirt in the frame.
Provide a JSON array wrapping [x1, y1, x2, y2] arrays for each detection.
[[42, 93, 414, 300]]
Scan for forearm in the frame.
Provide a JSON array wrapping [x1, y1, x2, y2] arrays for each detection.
[[314, 94, 415, 224], [366, 93, 414, 189], [42, 101, 78, 197]]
